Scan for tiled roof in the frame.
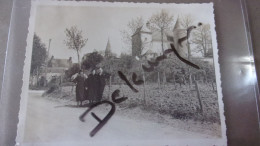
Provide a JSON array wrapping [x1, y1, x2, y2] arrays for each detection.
[[48, 58, 72, 68]]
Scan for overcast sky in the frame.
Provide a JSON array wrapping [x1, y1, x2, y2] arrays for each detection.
[[34, 2, 214, 63]]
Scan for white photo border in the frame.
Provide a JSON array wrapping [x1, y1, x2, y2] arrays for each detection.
[[16, 1, 227, 146]]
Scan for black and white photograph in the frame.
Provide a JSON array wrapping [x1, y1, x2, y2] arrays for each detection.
[[17, 1, 226, 145]]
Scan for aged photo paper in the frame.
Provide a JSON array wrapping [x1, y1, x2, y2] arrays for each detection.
[[16, 0, 227, 146]]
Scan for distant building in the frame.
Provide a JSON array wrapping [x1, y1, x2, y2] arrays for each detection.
[[45, 56, 72, 82], [131, 18, 189, 59]]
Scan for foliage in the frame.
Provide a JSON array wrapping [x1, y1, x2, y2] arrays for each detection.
[[99, 54, 140, 83], [104, 83, 220, 123], [118, 54, 136, 72], [65, 63, 80, 79], [30, 34, 47, 74], [100, 57, 119, 82], [42, 77, 61, 96], [138, 53, 189, 83], [190, 59, 215, 82], [81, 52, 104, 70], [64, 26, 88, 67]]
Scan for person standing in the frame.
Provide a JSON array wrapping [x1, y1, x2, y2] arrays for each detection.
[[97, 67, 106, 102], [72, 70, 85, 107], [85, 69, 98, 104]]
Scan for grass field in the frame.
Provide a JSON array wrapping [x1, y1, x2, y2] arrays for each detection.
[[48, 81, 220, 124], [103, 82, 220, 123]]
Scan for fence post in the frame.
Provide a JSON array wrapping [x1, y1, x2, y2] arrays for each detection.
[[211, 81, 215, 91], [109, 76, 112, 101], [157, 72, 161, 90], [188, 68, 192, 88], [195, 81, 204, 114], [60, 86, 62, 98], [142, 71, 146, 105]]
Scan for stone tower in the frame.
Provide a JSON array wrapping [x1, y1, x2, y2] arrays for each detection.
[[131, 22, 153, 57]]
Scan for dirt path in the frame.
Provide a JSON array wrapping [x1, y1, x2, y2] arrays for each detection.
[[22, 90, 219, 146]]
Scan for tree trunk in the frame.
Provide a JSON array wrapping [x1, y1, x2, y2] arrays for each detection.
[[36, 66, 39, 86], [77, 50, 81, 69], [187, 30, 191, 60], [161, 29, 164, 52], [160, 28, 167, 85], [202, 45, 207, 57], [201, 33, 207, 57], [186, 30, 192, 87], [139, 62, 146, 105], [163, 71, 166, 84], [204, 38, 207, 57]]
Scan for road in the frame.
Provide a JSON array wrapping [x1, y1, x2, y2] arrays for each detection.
[[21, 91, 218, 146]]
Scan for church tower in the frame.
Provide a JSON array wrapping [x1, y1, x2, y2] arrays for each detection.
[[131, 22, 152, 57], [105, 38, 112, 57]]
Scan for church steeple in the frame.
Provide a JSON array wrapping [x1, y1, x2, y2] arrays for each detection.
[[105, 38, 112, 57]]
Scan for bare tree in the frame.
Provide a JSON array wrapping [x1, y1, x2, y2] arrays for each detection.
[[180, 14, 194, 29], [149, 10, 174, 84], [179, 14, 195, 59], [121, 16, 144, 49], [149, 9, 174, 52], [191, 24, 212, 57], [64, 26, 88, 68], [179, 14, 199, 87]]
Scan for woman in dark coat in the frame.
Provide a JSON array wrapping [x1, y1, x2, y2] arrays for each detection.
[[85, 69, 99, 104], [97, 68, 106, 102], [72, 70, 85, 107]]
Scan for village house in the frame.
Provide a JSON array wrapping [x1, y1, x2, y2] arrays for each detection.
[[29, 56, 72, 86], [45, 56, 73, 82]]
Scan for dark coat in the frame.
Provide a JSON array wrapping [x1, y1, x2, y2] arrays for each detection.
[[73, 75, 85, 102], [85, 74, 99, 101], [97, 73, 106, 101]]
